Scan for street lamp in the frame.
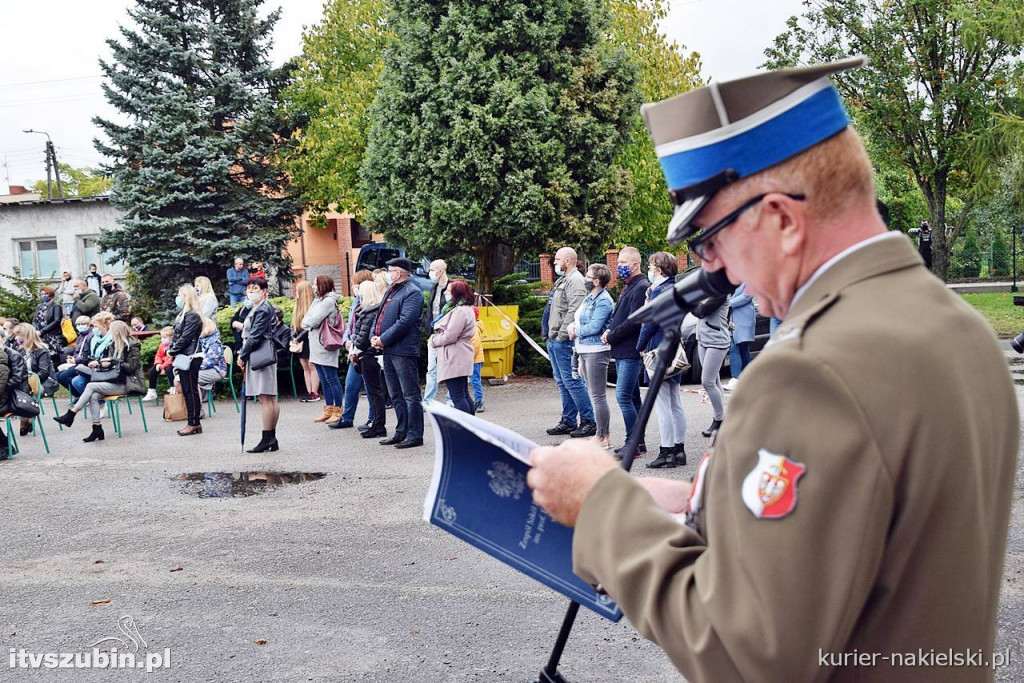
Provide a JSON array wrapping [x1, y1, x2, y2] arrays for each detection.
[[22, 129, 64, 200]]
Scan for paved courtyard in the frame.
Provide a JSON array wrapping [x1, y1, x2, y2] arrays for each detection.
[[2, 362, 1022, 681]]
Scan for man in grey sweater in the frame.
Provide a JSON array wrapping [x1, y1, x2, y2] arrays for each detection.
[[545, 247, 596, 438]]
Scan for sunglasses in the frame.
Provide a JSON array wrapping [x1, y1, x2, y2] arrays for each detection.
[[688, 193, 805, 260]]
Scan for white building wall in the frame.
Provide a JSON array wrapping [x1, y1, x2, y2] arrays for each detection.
[[0, 199, 123, 288]]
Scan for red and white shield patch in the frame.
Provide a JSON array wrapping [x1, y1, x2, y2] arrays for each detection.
[[741, 449, 806, 519]]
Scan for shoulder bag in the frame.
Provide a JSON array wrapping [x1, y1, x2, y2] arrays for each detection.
[[2, 388, 40, 418], [248, 339, 276, 370]]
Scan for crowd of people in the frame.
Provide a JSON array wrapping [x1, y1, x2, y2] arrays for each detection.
[[0, 247, 759, 459]]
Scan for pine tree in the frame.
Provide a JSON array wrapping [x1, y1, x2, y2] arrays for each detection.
[[94, 0, 300, 311], [991, 226, 1010, 277], [360, 0, 637, 293]]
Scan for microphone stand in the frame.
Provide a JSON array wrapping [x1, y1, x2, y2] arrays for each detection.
[[534, 324, 683, 683]]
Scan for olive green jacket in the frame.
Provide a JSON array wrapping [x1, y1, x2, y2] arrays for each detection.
[[573, 235, 1018, 682]]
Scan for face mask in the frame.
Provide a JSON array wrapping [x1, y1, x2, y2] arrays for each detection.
[[617, 265, 632, 280], [175, 296, 184, 310], [243, 299, 254, 309], [14, 338, 22, 347], [133, 325, 144, 331], [195, 287, 202, 296], [554, 264, 564, 276], [647, 269, 657, 281], [583, 280, 595, 291], [40, 294, 52, 303], [444, 294, 453, 303], [102, 283, 114, 292], [385, 272, 394, 285], [429, 272, 439, 283], [63, 274, 71, 281], [76, 325, 89, 333]]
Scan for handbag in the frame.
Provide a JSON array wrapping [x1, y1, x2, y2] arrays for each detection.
[[61, 317, 78, 345], [288, 338, 304, 354], [162, 392, 187, 422], [2, 388, 40, 418], [319, 311, 347, 351], [642, 343, 691, 380], [172, 354, 192, 372], [79, 360, 123, 384], [248, 339, 276, 370]]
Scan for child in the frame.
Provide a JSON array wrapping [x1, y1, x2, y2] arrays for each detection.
[[470, 307, 485, 413], [143, 326, 174, 402]]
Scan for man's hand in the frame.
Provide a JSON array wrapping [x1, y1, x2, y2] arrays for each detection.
[[231, 321, 243, 331], [600, 330, 609, 344], [237, 358, 245, 371], [371, 335, 383, 350], [636, 478, 693, 515], [527, 440, 618, 527]]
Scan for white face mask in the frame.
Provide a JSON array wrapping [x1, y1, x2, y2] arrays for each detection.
[[385, 272, 395, 285], [246, 291, 262, 303], [429, 271, 439, 283]]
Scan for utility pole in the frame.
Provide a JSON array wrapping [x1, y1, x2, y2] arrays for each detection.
[[22, 129, 64, 200]]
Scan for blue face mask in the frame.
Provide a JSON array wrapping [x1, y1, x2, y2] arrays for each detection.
[[554, 264, 563, 277], [40, 294, 52, 303], [243, 298, 254, 309], [175, 296, 184, 310], [617, 265, 632, 280], [76, 325, 90, 333]]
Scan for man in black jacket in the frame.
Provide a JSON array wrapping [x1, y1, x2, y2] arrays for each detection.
[[371, 257, 426, 449], [601, 246, 650, 457]]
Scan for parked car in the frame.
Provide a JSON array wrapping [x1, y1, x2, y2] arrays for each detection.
[[354, 243, 432, 293]]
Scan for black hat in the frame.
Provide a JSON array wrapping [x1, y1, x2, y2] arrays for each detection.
[[385, 257, 415, 273]]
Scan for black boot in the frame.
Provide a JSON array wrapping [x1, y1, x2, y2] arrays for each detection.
[[701, 419, 723, 438], [672, 443, 687, 467], [0, 433, 17, 459], [53, 409, 77, 427], [361, 424, 387, 438], [83, 424, 104, 443], [646, 447, 677, 469], [247, 430, 280, 453], [19, 420, 31, 437]]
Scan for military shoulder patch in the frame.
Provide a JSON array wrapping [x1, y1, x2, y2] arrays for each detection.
[[741, 449, 806, 519]]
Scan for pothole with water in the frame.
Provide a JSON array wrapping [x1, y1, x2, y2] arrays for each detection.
[[176, 472, 327, 498]]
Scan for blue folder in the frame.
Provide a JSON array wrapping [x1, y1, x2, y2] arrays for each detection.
[[423, 403, 623, 622]]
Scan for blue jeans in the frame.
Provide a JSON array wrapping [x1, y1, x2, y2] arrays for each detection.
[[445, 377, 475, 415], [314, 363, 343, 407], [770, 316, 782, 333], [613, 357, 643, 441], [383, 354, 423, 440], [547, 339, 594, 425], [470, 362, 483, 401], [341, 361, 375, 423], [229, 293, 244, 306], [423, 344, 446, 403], [729, 341, 752, 379], [56, 366, 85, 399]]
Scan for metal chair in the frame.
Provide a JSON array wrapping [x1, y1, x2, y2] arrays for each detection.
[[102, 393, 149, 438], [2, 375, 50, 455], [223, 346, 240, 412]]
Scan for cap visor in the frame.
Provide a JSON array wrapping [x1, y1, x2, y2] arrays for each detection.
[[666, 195, 712, 245]]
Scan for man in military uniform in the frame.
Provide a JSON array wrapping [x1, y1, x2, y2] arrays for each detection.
[[528, 58, 1018, 681]]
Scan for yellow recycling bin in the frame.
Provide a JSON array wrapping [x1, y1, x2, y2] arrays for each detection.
[[478, 305, 519, 382]]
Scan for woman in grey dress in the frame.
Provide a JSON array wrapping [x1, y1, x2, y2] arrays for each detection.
[[237, 277, 279, 453]]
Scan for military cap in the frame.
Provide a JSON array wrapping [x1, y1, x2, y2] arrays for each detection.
[[385, 256, 415, 273], [642, 56, 867, 245]]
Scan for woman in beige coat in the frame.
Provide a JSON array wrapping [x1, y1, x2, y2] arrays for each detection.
[[429, 279, 477, 414]]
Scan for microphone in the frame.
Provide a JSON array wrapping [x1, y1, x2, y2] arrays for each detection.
[[628, 268, 734, 327]]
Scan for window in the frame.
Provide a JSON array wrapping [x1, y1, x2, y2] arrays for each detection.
[[81, 236, 124, 275], [16, 239, 59, 278]]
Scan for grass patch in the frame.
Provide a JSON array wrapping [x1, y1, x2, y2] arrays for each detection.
[[961, 292, 1024, 337]]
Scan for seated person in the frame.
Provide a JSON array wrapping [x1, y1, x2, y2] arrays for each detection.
[[53, 320, 146, 442], [1, 318, 20, 352], [196, 318, 228, 394], [56, 316, 95, 399], [143, 326, 174, 402], [12, 323, 56, 436], [130, 317, 150, 333]]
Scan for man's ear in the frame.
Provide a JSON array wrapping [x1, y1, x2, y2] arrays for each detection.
[[765, 194, 805, 256]]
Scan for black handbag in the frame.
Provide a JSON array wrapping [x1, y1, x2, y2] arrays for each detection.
[[77, 361, 123, 384], [2, 388, 40, 418], [248, 339, 276, 370]]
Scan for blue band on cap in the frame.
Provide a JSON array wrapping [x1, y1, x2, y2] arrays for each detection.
[[658, 87, 850, 191]]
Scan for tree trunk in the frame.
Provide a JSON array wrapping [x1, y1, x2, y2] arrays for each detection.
[[929, 172, 949, 281], [474, 246, 493, 296]]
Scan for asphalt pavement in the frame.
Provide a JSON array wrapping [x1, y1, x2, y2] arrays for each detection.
[[1, 359, 1022, 681]]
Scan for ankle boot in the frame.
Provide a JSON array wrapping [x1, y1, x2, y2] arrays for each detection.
[[53, 409, 76, 427], [701, 418, 723, 438], [247, 430, 280, 453], [646, 447, 677, 469], [361, 424, 387, 438], [324, 405, 344, 426], [313, 406, 333, 423], [672, 443, 687, 467], [83, 424, 104, 443]]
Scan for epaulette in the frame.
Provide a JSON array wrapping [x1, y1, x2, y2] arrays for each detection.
[[763, 291, 840, 352]]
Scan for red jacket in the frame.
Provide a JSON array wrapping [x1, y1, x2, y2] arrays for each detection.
[[154, 340, 172, 370]]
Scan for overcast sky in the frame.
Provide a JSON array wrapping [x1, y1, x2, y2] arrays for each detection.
[[0, 0, 806, 192]]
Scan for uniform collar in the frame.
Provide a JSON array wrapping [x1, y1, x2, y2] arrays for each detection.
[[788, 232, 912, 318]]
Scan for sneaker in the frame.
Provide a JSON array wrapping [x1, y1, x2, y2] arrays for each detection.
[[723, 378, 739, 392], [474, 400, 485, 413], [141, 389, 157, 403], [546, 421, 576, 436], [569, 421, 597, 438], [300, 392, 320, 403]]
